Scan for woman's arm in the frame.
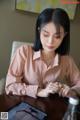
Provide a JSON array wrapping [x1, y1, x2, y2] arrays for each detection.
[[5, 46, 38, 98], [58, 56, 80, 97], [68, 56, 80, 96]]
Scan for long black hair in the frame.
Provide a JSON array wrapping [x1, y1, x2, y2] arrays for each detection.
[[33, 8, 70, 55]]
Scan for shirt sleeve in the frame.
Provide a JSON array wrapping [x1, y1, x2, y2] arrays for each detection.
[[68, 56, 80, 95], [5, 46, 38, 98]]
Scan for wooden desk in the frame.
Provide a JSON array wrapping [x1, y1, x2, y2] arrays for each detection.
[[0, 94, 69, 120]]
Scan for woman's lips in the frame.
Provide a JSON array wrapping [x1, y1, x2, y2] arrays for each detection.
[[46, 45, 54, 49]]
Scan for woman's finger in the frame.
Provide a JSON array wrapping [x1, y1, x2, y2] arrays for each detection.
[[62, 87, 70, 97], [59, 85, 70, 97]]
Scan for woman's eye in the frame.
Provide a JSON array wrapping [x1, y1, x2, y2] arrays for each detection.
[[54, 35, 61, 39], [43, 34, 49, 37]]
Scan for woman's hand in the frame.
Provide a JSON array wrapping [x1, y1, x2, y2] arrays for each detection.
[[37, 82, 59, 97], [46, 82, 60, 94], [43, 82, 62, 95], [43, 82, 64, 95], [58, 84, 77, 97], [58, 84, 70, 97], [37, 82, 77, 98], [37, 82, 54, 97]]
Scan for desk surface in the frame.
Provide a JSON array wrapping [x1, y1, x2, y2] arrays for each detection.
[[0, 94, 69, 120]]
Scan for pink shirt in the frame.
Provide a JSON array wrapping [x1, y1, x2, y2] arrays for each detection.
[[5, 45, 80, 98]]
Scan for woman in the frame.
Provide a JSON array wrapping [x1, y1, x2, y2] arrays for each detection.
[[5, 8, 80, 98]]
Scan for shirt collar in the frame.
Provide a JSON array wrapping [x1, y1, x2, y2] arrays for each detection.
[[33, 50, 59, 67], [33, 50, 41, 60], [52, 54, 59, 67]]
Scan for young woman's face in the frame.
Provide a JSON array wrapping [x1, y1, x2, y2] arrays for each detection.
[[40, 22, 65, 52]]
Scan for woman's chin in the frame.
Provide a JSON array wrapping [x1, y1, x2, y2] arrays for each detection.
[[45, 47, 55, 52]]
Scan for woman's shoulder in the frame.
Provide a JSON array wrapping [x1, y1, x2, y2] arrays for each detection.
[[14, 44, 33, 59], [60, 55, 74, 64], [18, 44, 32, 50], [17, 44, 33, 52]]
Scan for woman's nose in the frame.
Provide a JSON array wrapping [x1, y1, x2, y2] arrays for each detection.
[[48, 36, 53, 44]]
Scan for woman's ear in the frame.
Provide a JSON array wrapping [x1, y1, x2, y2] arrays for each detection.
[[38, 27, 40, 31]]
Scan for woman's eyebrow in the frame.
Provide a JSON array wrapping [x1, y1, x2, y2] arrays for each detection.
[[42, 29, 61, 35], [42, 29, 49, 33]]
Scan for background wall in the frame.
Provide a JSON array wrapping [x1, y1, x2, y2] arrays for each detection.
[[70, 4, 80, 68], [0, 0, 80, 79]]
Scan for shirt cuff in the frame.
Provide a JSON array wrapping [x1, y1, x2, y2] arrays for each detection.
[[25, 85, 38, 98]]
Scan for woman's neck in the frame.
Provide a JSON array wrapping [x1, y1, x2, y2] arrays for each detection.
[[41, 50, 56, 66], [42, 50, 55, 58]]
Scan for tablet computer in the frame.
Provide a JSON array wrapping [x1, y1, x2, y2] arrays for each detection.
[[8, 102, 47, 120]]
